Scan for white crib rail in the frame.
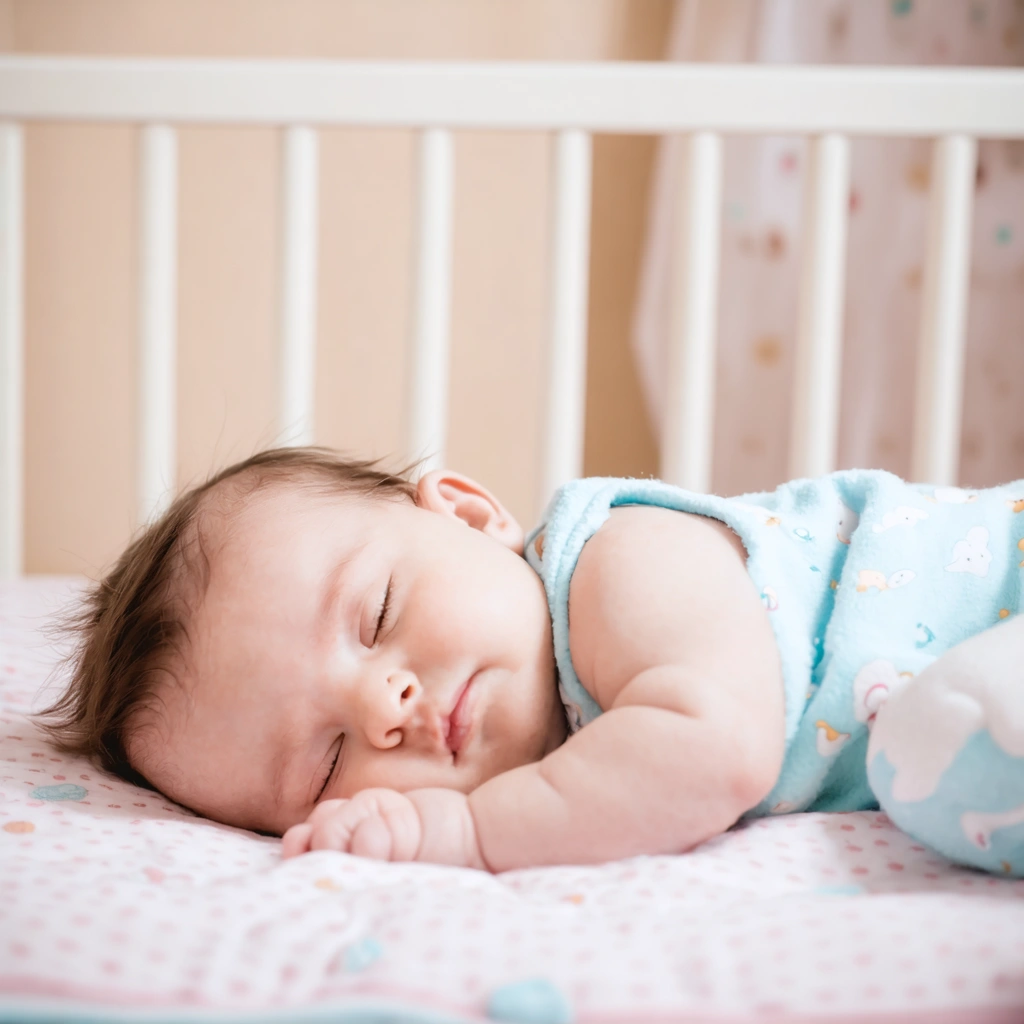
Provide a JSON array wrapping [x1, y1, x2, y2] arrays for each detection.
[[136, 124, 178, 525], [407, 128, 454, 476], [911, 135, 978, 487], [540, 129, 593, 500], [3, 60, 1023, 134], [2, 59, 1024, 576], [278, 125, 320, 451], [788, 134, 851, 481], [661, 132, 722, 494]]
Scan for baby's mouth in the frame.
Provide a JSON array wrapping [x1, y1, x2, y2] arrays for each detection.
[[446, 673, 479, 755]]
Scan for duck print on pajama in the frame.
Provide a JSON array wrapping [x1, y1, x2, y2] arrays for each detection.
[[525, 471, 1024, 876]]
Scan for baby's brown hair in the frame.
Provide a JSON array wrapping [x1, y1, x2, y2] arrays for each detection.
[[37, 447, 417, 789]]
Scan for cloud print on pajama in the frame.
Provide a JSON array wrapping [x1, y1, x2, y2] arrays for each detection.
[[944, 525, 993, 576], [872, 506, 929, 533], [867, 614, 1024, 876]]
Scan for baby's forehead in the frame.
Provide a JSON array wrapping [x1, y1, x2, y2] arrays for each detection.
[[158, 483, 317, 675], [184, 475, 411, 668], [196, 476, 366, 557], [198, 472, 319, 531], [187, 481, 384, 631]]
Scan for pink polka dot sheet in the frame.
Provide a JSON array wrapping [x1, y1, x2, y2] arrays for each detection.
[[2, 578, 1023, 1024]]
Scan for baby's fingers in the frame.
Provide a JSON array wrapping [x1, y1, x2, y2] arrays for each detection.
[[349, 815, 395, 860], [282, 800, 348, 858], [281, 822, 314, 859], [310, 802, 373, 853]]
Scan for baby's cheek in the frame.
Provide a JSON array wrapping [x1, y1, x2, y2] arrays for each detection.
[[482, 694, 547, 770], [341, 755, 444, 797]]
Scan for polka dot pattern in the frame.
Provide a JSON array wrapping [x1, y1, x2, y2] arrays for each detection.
[[2, 578, 1024, 1021]]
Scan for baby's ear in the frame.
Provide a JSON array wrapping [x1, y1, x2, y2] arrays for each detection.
[[416, 471, 524, 554]]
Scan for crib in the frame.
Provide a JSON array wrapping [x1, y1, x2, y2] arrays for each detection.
[[1, 56, 1024, 1024]]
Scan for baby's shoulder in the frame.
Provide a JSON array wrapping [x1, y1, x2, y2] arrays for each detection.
[[573, 502, 749, 588], [603, 503, 748, 556], [567, 504, 771, 705]]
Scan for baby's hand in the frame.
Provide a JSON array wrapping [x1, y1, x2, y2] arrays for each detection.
[[281, 789, 421, 862], [280, 788, 488, 870]]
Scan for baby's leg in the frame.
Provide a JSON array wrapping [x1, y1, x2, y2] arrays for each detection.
[[865, 615, 1024, 876]]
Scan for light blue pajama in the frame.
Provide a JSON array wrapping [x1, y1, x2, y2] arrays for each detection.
[[524, 472, 1024, 874]]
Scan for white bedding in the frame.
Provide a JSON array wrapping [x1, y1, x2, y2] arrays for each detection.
[[2, 577, 1023, 1023]]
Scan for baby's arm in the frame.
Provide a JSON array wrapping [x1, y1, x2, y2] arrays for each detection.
[[467, 505, 786, 869]]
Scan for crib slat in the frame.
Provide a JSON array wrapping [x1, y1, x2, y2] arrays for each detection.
[[137, 124, 178, 524], [407, 129, 454, 472], [540, 129, 593, 505], [661, 132, 723, 493], [789, 134, 851, 480], [278, 125, 319, 446], [911, 134, 977, 485], [0, 122, 23, 579]]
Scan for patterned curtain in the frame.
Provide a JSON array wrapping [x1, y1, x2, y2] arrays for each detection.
[[633, 0, 1024, 494]]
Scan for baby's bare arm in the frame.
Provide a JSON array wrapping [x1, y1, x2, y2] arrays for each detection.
[[468, 506, 786, 870]]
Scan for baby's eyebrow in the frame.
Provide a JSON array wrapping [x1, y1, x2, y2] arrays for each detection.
[[316, 541, 369, 631], [317, 559, 348, 630]]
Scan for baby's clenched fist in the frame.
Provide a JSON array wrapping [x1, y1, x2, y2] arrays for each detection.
[[281, 790, 421, 861], [281, 787, 489, 870]]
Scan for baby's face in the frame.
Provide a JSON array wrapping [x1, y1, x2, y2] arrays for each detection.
[[131, 473, 565, 835]]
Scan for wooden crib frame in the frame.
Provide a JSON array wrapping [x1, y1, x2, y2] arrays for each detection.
[[1, 57, 1023, 578]]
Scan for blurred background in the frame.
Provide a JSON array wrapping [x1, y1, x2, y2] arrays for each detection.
[[3, 0, 1022, 574]]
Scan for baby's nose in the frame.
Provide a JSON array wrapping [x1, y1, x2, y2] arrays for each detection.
[[387, 669, 419, 707], [364, 670, 422, 748], [365, 670, 447, 753]]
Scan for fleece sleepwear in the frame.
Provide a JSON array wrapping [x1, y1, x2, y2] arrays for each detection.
[[524, 472, 1024, 875]]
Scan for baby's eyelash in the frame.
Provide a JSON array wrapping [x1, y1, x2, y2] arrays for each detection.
[[372, 576, 393, 645], [315, 738, 343, 801]]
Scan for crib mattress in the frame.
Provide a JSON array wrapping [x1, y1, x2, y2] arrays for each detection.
[[1, 577, 1022, 1024]]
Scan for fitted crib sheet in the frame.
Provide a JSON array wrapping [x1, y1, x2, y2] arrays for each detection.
[[1, 577, 1023, 1024]]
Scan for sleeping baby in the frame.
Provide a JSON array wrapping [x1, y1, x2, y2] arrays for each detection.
[[41, 447, 1024, 875]]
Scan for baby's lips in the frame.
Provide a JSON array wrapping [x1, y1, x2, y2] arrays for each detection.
[[447, 675, 479, 754]]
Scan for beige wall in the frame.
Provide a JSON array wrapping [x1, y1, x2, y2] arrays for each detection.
[[6, 0, 670, 574], [0, 2, 12, 49]]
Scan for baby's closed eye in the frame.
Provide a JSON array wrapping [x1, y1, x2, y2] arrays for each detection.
[[368, 576, 393, 646], [315, 735, 345, 801]]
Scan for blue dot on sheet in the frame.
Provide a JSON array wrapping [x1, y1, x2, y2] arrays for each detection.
[[813, 884, 865, 897], [344, 937, 382, 972], [487, 978, 573, 1024], [30, 783, 87, 801]]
